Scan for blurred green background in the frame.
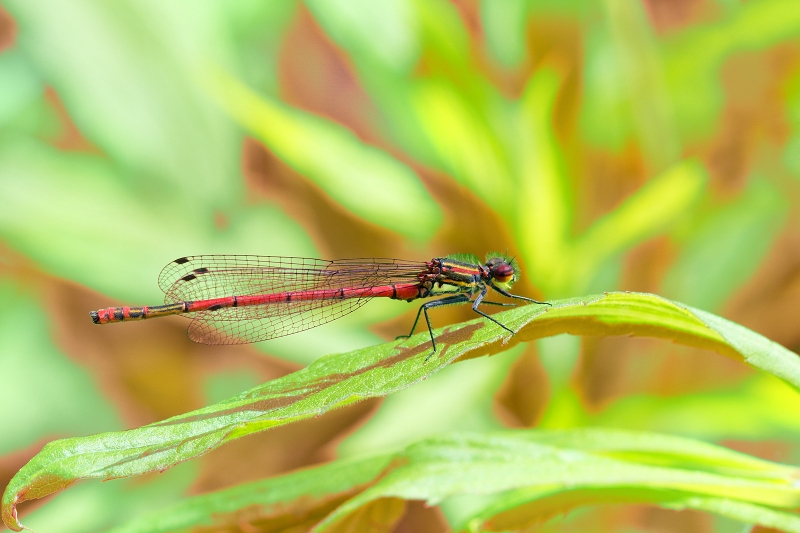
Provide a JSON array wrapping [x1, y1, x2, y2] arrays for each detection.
[[1, 0, 800, 531]]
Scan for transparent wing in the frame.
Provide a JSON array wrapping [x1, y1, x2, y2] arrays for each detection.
[[159, 255, 426, 301], [157, 255, 428, 344]]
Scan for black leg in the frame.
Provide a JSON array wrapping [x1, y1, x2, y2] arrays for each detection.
[[489, 282, 551, 306], [481, 300, 516, 307], [396, 294, 472, 361], [471, 286, 516, 334], [395, 303, 427, 341]]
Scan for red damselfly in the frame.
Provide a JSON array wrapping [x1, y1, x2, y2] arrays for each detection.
[[91, 253, 549, 357]]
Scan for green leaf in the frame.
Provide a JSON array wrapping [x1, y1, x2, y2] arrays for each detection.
[[319, 430, 800, 532], [410, 78, 515, 213], [583, 372, 800, 442], [208, 68, 442, 243], [16, 462, 197, 533], [579, 23, 636, 151], [603, 0, 681, 169], [515, 68, 574, 295], [306, 0, 517, 220], [519, 428, 795, 480], [337, 344, 524, 459], [480, 0, 528, 68], [4, 0, 243, 207], [663, 179, 788, 311], [0, 138, 317, 304], [570, 159, 708, 292], [462, 491, 800, 533], [4, 292, 800, 530], [101, 429, 800, 533], [0, 280, 121, 456], [0, 50, 42, 128], [665, 0, 800, 139], [304, 0, 420, 74], [664, 496, 800, 533], [103, 456, 392, 533]]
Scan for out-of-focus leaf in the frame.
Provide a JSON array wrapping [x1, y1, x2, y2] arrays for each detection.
[[300, 0, 451, 157], [75, 429, 800, 533], [4, 0, 242, 208], [304, 0, 420, 74], [0, 280, 120, 455], [577, 160, 706, 256], [306, 0, 515, 221], [526, 0, 596, 13], [209, 69, 442, 243], [663, 179, 788, 311], [784, 134, 800, 179], [572, 159, 707, 290], [16, 462, 196, 533], [0, 138, 316, 303], [5, 292, 800, 530], [480, 0, 528, 68], [785, 72, 800, 178], [320, 430, 800, 532], [579, 24, 635, 150], [604, 0, 680, 170], [337, 344, 524, 459], [520, 428, 794, 477], [104, 456, 392, 533], [411, 79, 514, 213], [516, 68, 573, 296], [464, 491, 800, 533], [665, 0, 800, 138], [663, 496, 800, 533], [0, 50, 41, 128], [588, 373, 800, 440], [524, 152, 706, 296], [204, 369, 264, 406], [413, 0, 471, 77], [221, 0, 298, 94], [320, 0, 500, 169]]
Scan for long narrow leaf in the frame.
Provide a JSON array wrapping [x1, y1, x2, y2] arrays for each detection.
[[320, 432, 800, 532], [4, 292, 800, 530], [97, 429, 800, 533], [105, 455, 394, 533], [208, 68, 442, 243]]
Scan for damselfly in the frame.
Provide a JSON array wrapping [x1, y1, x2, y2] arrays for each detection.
[[91, 253, 549, 357]]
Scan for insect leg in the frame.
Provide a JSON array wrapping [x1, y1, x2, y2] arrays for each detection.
[[489, 282, 550, 305], [397, 294, 472, 361], [480, 300, 516, 307], [396, 294, 472, 340], [471, 286, 516, 334], [396, 304, 426, 341]]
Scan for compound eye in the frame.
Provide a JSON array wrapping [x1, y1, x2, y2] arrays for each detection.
[[492, 263, 514, 283]]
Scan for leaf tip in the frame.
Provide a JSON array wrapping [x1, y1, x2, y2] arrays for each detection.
[[2, 492, 25, 532], [3, 472, 76, 532]]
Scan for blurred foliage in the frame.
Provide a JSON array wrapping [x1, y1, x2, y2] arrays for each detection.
[[1, 0, 800, 531]]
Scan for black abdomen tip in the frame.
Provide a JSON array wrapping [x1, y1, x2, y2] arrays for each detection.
[[90, 310, 100, 324]]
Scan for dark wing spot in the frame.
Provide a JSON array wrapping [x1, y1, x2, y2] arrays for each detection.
[[174, 257, 190, 264], [181, 274, 196, 282], [193, 267, 210, 274]]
